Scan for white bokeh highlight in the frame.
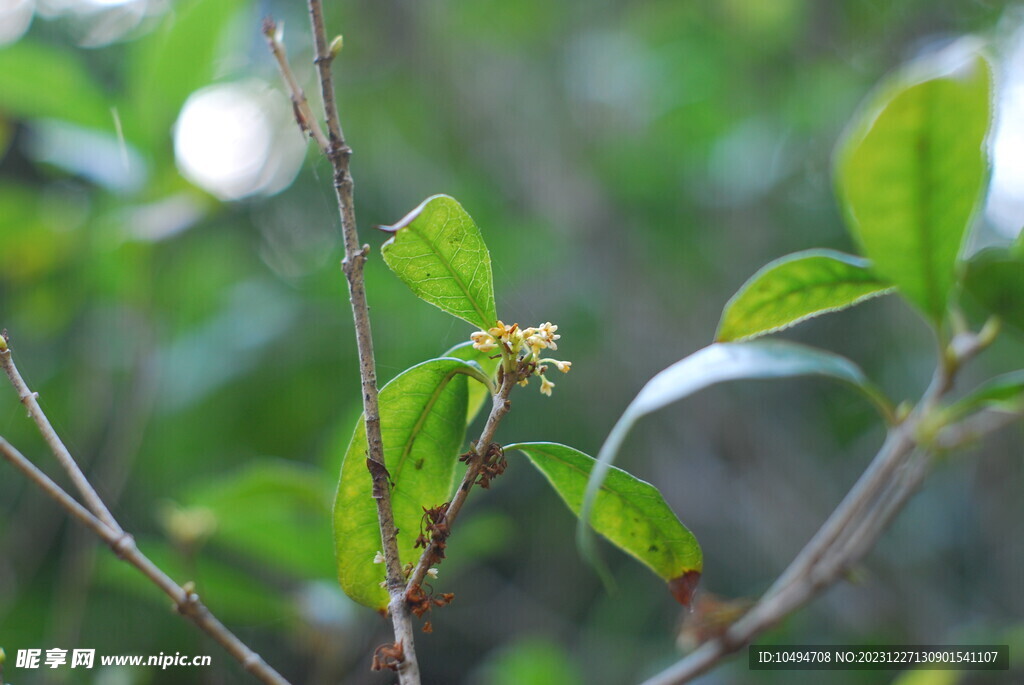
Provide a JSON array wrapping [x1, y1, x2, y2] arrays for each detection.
[[174, 81, 307, 201], [0, 0, 35, 45]]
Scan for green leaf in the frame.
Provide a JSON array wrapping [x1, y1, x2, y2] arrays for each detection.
[[181, 459, 335, 580], [381, 195, 498, 330], [443, 340, 500, 424], [125, 0, 244, 149], [943, 371, 1024, 422], [716, 249, 894, 342], [581, 341, 890, 580], [836, 50, 992, 323], [891, 669, 961, 685], [962, 248, 1024, 333], [1012, 230, 1024, 257], [96, 538, 292, 624], [334, 357, 486, 609], [0, 41, 113, 131], [483, 637, 585, 685], [509, 442, 702, 605]]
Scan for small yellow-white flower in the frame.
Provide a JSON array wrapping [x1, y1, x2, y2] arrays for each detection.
[[539, 376, 555, 396], [525, 334, 546, 356], [541, 358, 571, 374], [488, 320, 515, 339], [373, 551, 385, 564], [426, 568, 439, 579], [470, 331, 497, 352]]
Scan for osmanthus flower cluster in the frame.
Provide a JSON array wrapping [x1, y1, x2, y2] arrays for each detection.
[[470, 321, 571, 395]]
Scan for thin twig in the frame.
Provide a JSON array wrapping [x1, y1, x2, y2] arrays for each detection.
[[0, 435, 290, 685], [1, 339, 120, 533], [0, 341, 291, 685], [262, 19, 331, 154], [406, 370, 516, 590], [266, 5, 420, 680], [640, 330, 1003, 685]]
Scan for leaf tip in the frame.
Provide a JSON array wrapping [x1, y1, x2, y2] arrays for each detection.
[[668, 569, 701, 607], [378, 194, 454, 234], [377, 201, 427, 235]]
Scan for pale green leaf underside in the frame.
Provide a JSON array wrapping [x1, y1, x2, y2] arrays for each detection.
[[334, 358, 481, 609], [627, 340, 882, 418], [580, 341, 889, 576], [944, 371, 1024, 422], [836, 52, 992, 323], [382, 195, 498, 330], [717, 249, 894, 342], [509, 442, 702, 585]]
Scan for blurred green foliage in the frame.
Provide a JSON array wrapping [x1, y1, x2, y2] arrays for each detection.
[[1, 1, 1023, 684]]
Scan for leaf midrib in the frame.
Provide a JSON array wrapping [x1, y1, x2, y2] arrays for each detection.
[[743, 272, 890, 318], [521, 446, 697, 573], [406, 214, 491, 327], [393, 366, 480, 477], [913, 83, 942, 319]]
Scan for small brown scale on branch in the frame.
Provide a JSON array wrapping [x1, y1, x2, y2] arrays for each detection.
[[414, 503, 451, 566], [405, 583, 455, 632], [371, 642, 405, 671], [458, 441, 507, 490]]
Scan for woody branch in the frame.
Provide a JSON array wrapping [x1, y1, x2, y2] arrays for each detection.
[[263, 5, 420, 681]]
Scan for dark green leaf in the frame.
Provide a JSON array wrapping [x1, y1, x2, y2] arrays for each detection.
[[581, 341, 890, 579], [0, 41, 113, 131], [962, 248, 1024, 333], [443, 340, 500, 424], [509, 442, 702, 605], [381, 195, 498, 330], [716, 249, 893, 342], [836, 51, 992, 322], [334, 358, 484, 609]]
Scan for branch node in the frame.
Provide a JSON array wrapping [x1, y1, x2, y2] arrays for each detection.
[[242, 652, 267, 673], [110, 531, 137, 559], [261, 16, 278, 39], [175, 581, 202, 617]]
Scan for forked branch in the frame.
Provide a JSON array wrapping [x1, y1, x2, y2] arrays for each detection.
[[642, 330, 1011, 685], [0, 340, 289, 685]]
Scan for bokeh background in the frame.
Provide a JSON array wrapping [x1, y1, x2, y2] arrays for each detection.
[[1, 1, 1022, 683]]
